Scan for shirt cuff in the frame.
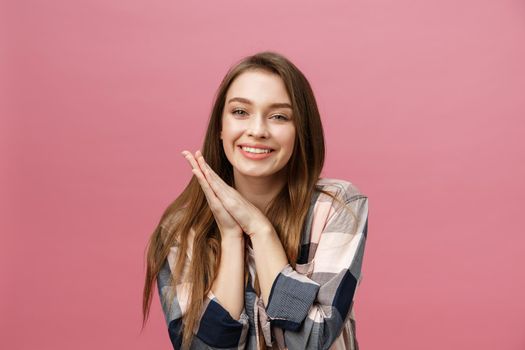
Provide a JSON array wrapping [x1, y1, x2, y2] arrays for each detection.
[[265, 264, 321, 331], [195, 291, 249, 348]]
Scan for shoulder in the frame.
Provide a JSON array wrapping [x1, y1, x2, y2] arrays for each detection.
[[314, 178, 369, 237], [315, 177, 368, 204], [312, 178, 368, 228]]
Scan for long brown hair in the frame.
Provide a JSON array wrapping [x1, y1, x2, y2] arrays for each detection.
[[142, 51, 355, 349]]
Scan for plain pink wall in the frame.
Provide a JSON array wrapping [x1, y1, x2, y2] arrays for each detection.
[[2, 0, 525, 349]]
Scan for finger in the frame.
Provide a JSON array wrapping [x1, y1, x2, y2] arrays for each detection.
[[189, 150, 223, 198], [195, 150, 213, 180], [181, 150, 203, 172], [193, 150, 223, 192], [195, 153, 236, 204], [191, 162, 240, 230], [194, 150, 229, 190], [190, 166, 222, 212], [182, 151, 219, 203]]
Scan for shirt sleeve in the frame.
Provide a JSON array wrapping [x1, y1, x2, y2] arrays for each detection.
[[264, 193, 369, 350], [157, 226, 250, 349]]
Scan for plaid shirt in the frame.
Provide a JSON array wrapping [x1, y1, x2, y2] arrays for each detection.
[[157, 178, 369, 349]]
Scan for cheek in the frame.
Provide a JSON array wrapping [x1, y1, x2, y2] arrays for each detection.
[[273, 127, 296, 151], [220, 125, 243, 151], [222, 119, 243, 137], [221, 118, 235, 155]]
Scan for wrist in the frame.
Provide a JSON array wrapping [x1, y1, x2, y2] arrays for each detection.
[[249, 225, 276, 243], [221, 235, 245, 250]]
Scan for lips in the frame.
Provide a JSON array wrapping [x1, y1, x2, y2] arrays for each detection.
[[237, 144, 275, 151], [238, 146, 274, 160]]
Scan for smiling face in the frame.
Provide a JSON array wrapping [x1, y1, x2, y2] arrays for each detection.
[[220, 69, 296, 183]]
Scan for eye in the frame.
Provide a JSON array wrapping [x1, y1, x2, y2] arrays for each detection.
[[272, 114, 289, 121], [232, 109, 247, 116]]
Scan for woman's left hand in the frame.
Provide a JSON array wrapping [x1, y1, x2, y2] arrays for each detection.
[[182, 149, 274, 238]]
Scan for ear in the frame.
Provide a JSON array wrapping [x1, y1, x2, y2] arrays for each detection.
[[220, 130, 223, 140]]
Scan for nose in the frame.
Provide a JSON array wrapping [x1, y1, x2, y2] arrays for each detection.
[[247, 114, 269, 138]]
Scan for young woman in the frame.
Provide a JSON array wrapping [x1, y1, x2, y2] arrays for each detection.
[[142, 51, 369, 350]]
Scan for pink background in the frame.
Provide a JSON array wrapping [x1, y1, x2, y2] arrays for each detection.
[[2, 0, 525, 349]]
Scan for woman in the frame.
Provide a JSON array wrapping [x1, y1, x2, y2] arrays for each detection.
[[142, 51, 369, 350]]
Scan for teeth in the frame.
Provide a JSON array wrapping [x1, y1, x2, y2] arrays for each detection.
[[241, 146, 272, 154]]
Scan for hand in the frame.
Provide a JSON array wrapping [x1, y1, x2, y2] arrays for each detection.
[[182, 150, 243, 239], [181, 150, 274, 238]]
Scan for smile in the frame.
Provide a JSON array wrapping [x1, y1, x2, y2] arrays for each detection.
[[238, 146, 274, 159], [241, 146, 273, 154]]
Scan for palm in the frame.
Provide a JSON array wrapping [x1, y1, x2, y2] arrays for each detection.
[[183, 150, 243, 239]]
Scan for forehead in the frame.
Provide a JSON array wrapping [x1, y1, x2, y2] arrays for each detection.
[[225, 70, 291, 105]]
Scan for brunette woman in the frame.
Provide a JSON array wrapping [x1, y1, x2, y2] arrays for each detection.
[[143, 51, 369, 350]]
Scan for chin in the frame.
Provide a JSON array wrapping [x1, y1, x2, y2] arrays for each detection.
[[237, 169, 272, 178]]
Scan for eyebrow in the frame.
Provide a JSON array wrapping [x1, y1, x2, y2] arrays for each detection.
[[227, 97, 292, 110]]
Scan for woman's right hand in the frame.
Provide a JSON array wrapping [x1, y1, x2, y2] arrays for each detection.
[[182, 150, 244, 240]]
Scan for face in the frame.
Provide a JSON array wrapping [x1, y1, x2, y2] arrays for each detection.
[[220, 69, 296, 182]]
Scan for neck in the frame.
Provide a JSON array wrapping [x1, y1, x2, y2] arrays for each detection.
[[233, 170, 287, 213]]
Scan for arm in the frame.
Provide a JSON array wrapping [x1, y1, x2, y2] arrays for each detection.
[[157, 228, 249, 350], [251, 194, 369, 350], [250, 227, 289, 306], [210, 236, 245, 319]]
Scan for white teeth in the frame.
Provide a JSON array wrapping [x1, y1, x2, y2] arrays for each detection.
[[241, 146, 272, 154]]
